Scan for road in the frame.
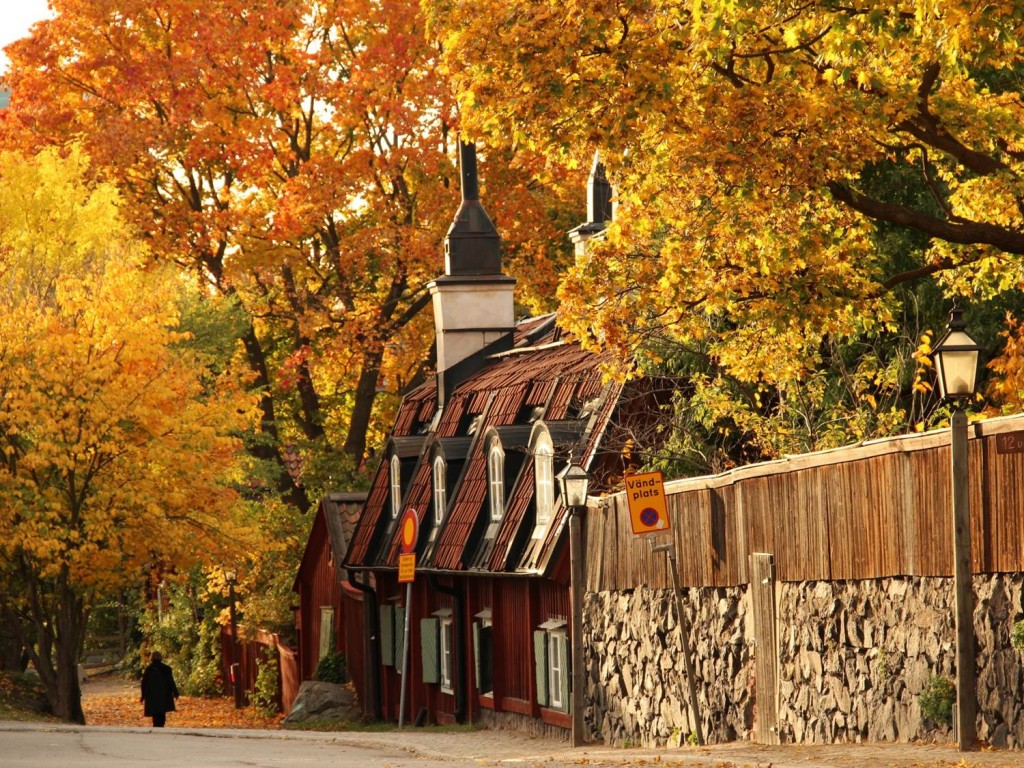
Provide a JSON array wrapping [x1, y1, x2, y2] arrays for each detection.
[[0, 726, 450, 768], [3, 721, 1024, 768]]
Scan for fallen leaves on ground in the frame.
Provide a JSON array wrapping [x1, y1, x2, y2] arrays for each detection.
[[82, 680, 283, 729]]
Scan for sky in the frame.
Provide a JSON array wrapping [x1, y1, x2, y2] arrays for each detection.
[[0, 1, 53, 73]]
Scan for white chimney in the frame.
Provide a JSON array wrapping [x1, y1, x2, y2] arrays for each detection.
[[428, 142, 516, 396]]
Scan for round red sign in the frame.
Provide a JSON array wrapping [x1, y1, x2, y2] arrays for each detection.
[[399, 508, 418, 554]]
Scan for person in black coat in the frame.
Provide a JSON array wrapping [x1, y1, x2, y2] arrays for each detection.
[[140, 651, 179, 727]]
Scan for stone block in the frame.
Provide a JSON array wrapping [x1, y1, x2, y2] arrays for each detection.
[[284, 681, 357, 724]]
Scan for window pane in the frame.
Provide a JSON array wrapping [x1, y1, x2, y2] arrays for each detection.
[[433, 457, 446, 525], [535, 434, 553, 524], [548, 632, 563, 708], [390, 456, 402, 519], [440, 618, 454, 690], [488, 442, 504, 522]]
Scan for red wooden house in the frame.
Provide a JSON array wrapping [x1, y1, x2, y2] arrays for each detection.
[[343, 146, 648, 734], [292, 492, 368, 693]]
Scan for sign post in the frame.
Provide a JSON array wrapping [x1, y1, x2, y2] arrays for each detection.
[[624, 471, 704, 745], [397, 508, 418, 728]]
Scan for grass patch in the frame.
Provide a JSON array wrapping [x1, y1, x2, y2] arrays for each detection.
[[0, 672, 58, 723]]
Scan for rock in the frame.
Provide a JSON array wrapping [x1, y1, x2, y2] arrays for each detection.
[[284, 681, 357, 724]]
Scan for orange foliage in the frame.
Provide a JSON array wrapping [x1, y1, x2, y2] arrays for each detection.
[[83, 679, 282, 730], [1, 0, 581, 478]]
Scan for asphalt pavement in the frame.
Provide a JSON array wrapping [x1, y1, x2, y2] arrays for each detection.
[[1, 720, 1023, 767]]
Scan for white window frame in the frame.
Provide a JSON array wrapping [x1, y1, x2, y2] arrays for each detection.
[[440, 617, 454, 694], [433, 455, 447, 525], [488, 439, 505, 522], [534, 431, 554, 525], [548, 629, 567, 710], [474, 608, 493, 697], [390, 455, 402, 519]]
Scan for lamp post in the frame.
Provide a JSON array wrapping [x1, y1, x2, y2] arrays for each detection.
[[224, 568, 243, 709], [557, 462, 590, 748], [933, 303, 982, 751]]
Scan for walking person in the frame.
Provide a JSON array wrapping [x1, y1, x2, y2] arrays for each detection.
[[140, 651, 179, 727]]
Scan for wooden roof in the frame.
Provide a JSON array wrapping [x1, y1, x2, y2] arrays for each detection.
[[293, 492, 368, 592], [344, 314, 622, 577]]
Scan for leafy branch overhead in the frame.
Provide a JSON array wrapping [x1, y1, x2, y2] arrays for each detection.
[[426, 1, 1024, 383], [2, 0, 582, 511]]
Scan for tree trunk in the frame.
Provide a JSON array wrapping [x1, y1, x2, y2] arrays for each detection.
[[343, 347, 387, 466], [26, 570, 88, 724], [53, 642, 85, 724], [240, 321, 310, 513], [0, 623, 25, 672]]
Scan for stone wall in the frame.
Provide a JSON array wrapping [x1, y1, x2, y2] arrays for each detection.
[[777, 574, 1024, 747], [585, 575, 1024, 749], [584, 585, 753, 747]]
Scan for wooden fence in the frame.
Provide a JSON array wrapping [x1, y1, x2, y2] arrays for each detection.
[[586, 413, 1024, 590], [220, 629, 300, 714]]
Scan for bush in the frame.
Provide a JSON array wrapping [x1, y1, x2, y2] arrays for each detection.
[[315, 651, 346, 684], [1011, 620, 1024, 651], [252, 647, 279, 716], [919, 674, 956, 727]]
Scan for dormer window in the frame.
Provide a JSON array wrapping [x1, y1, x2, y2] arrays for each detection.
[[433, 455, 447, 525], [533, 431, 554, 524], [487, 438, 505, 522], [390, 455, 402, 519]]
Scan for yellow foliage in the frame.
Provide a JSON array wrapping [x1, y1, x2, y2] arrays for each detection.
[[0, 148, 258, 591], [426, 0, 1024, 397]]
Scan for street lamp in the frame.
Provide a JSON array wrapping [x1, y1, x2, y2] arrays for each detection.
[[557, 463, 590, 510], [224, 568, 243, 709], [933, 303, 981, 751], [557, 462, 589, 747], [934, 304, 982, 401]]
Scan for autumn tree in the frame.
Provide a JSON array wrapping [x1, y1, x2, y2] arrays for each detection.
[[426, 1, 1024, 445], [2, 0, 580, 517], [0, 146, 255, 722]]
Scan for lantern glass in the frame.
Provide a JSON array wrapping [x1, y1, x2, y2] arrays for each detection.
[[557, 463, 590, 509], [934, 329, 981, 400], [223, 567, 237, 584]]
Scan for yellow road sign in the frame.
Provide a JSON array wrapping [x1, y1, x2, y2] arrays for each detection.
[[398, 553, 416, 583], [624, 471, 670, 534]]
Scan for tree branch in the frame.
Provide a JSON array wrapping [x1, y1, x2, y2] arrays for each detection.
[[827, 180, 1024, 255]]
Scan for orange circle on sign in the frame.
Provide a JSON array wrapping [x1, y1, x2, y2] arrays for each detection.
[[400, 509, 418, 553]]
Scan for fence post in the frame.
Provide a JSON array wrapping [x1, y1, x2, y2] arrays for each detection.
[[749, 553, 779, 744]]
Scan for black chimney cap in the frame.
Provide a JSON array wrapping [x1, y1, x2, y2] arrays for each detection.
[[444, 142, 502, 276]]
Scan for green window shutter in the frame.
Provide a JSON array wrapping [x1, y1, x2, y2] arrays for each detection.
[[319, 606, 335, 663], [380, 605, 394, 667], [421, 618, 440, 684], [556, 633, 570, 713], [394, 606, 406, 670], [533, 630, 548, 707]]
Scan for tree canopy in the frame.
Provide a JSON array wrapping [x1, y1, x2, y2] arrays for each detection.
[[2, 0, 581, 511], [425, 1, 1024, 388], [0, 146, 256, 721]]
